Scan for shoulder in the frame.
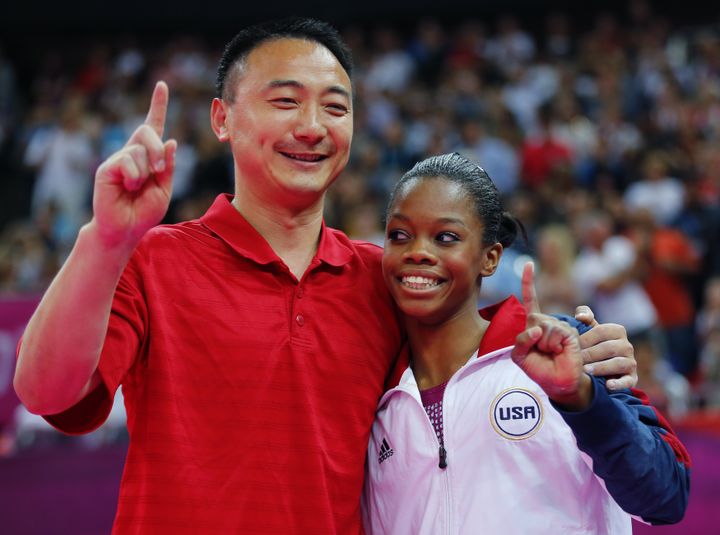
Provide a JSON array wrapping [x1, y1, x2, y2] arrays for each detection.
[[134, 219, 212, 253], [127, 219, 218, 274], [143, 219, 207, 242], [325, 226, 384, 265]]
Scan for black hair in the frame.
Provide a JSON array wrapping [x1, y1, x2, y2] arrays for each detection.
[[387, 152, 524, 248], [215, 17, 353, 102]]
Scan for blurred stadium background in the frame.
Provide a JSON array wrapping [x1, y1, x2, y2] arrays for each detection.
[[1, 0, 719, 533]]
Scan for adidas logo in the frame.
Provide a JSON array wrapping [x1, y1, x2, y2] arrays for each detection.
[[378, 438, 394, 464]]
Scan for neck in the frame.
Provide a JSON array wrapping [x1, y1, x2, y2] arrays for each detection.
[[406, 306, 489, 391], [232, 191, 325, 279]]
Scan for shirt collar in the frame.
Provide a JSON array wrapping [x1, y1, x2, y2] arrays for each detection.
[[200, 194, 353, 267]]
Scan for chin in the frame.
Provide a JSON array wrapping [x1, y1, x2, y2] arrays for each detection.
[[396, 302, 442, 324], [280, 173, 336, 194]]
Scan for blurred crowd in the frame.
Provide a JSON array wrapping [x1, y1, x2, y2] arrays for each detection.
[[1, 0, 720, 432]]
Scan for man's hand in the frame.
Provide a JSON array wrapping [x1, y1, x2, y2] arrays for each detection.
[[92, 81, 177, 249], [511, 263, 592, 410], [574, 305, 638, 390]]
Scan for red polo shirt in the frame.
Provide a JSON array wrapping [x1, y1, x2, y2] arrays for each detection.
[[46, 194, 403, 534]]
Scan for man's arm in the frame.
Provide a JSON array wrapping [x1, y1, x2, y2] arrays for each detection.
[[14, 81, 176, 416]]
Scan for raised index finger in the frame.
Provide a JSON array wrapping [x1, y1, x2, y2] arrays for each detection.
[[521, 261, 541, 315], [145, 81, 169, 138]]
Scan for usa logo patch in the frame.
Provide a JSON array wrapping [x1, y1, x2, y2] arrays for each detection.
[[490, 388, 543, 440]]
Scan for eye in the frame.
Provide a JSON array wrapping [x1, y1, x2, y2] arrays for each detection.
[[436, 232, 460, 244], [387, 229, 410, 241], [270, 98, 298, 108], [325, 103, 350, 116]]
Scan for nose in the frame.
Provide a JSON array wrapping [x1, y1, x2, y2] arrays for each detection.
[[402, 238, 437, 265], [293, 104, 327, 144]]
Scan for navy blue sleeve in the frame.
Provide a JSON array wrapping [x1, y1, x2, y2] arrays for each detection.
[[555, 376, 691, 524], [553, 314, 592, 335], [551, 313, 691, 524]]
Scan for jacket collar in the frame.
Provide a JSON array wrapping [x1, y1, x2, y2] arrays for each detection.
[[477, 295, 527, 355], [384, 296, 527, 391]]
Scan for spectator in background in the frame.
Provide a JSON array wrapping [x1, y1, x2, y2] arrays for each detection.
[[454, 118, 519, 195], [343, 200, 385, 247], [543, 12, 575, 60], [624, 151, 686, 226], [485, 14, 535, 78], [519, 103, 573, 190], [572, 209, 691, 415], [629, 208, 701, 377], [675, 151, 720, 298], [0, 222, 60, 293], [364, 27, 415, 94], [400, 89, 435, 161], [593, 101, 644, 189], [571, 209, 657, 342], [446, 20, 487, 71], [549, 93, 599, 181], [534, 223, 579, 315], [376, 119, 415, 193], [696, 277, 720, 407], [23, 96, 94, 237], [407, 19, 448, 88]]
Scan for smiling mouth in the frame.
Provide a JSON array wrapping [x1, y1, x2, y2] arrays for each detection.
[[280, 152, 328, 163], [400, 275, 444, 290]]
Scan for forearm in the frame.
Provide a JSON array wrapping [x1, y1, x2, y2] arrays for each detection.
[[557, 377, 691, 524], [14, 222, 137, 415]]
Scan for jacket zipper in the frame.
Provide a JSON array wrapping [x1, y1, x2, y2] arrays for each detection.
[[439, 444, 448, 468], [440, 387, 452, 534]]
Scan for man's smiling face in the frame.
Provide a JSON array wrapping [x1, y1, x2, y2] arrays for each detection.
[[215, 38, 353, 209]]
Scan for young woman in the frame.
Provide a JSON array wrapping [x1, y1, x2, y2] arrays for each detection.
[[362, 153, 690, 534]]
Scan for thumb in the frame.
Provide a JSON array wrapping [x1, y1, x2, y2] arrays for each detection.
[[575, 305, 599, 327]]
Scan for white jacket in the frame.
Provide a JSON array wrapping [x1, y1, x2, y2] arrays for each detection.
[[362, 300, 631, 535]]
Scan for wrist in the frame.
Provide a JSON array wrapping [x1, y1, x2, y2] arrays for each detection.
[[80, 221, 139, 261], [550, 373, 594, 412]]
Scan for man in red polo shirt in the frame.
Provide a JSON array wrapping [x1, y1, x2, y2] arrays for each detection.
[[14, 18, 637, 534]]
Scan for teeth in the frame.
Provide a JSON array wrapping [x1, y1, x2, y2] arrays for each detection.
[[285, 153, 324, 162], [401, 276, 440, 289]]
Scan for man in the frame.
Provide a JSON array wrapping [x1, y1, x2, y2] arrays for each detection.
[[15, 18, 645, 534]]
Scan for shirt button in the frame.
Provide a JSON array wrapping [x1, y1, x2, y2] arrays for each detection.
[[296, 287, 304, 299], [295, 314, 305, 326]]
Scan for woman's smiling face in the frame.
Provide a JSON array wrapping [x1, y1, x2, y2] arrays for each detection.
[[382, 177, 500, 326]]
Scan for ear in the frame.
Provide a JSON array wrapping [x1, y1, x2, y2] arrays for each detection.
[[210, 98, 230, 142], [478, 243, 503, 278]]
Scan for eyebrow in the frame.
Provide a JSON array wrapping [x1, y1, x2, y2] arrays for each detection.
[[389, 213, 469, 228], [266, 79, 351, 99]]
